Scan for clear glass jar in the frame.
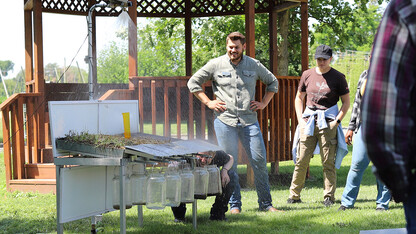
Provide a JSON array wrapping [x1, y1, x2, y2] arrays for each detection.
[[130, 163, 147, 205], [146, 171, 166, 210], [164, 167, 181, 207], [112, 166, 133, 210], [180, 164, 194, 203], [207, 164, 222, 196], [193, 166, 209, 199]]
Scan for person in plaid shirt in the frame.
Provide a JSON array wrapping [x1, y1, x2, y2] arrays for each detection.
[[362, 0, 416, 232], [338, 68, 391, 212]]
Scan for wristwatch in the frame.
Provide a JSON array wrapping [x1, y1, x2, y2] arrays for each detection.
[[336, 119, 341, 124]]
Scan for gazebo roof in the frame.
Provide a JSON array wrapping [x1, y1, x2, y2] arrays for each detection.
[[35, 0, 302, 17]]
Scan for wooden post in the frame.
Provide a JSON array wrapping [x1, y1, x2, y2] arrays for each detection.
[[269, 11, 279, 174], [269, 12, 278, 75], [24, 6, 35, 165], [2, 107, 12, 188], [188, 91, 194, 140], [128, 0, 138, 89], [185, 0, 192, 77], [33, 0, 45, 161], [24, 8, 33, 93], [245, 0, 255, 188]]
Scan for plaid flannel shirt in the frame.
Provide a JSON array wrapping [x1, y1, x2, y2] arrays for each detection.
[[361, 0, 416, 201], [347, 70, 367, 133]]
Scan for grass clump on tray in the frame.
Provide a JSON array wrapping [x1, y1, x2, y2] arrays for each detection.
[[59, 131, 169, 149]]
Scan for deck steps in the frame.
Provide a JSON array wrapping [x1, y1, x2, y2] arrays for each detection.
[[9, 178, 56, 194]]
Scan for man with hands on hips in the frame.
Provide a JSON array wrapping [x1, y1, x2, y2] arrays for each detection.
[[188, 31, 280, 213]]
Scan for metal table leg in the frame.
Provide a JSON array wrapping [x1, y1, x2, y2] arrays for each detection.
[[119, 161, 126, 234], [56, 165, 63, 234], [137, 205, 143, 227], [192, 200, 197, 230]]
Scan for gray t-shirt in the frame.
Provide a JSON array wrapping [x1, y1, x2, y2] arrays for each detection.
[[188, 54, 278, 127]]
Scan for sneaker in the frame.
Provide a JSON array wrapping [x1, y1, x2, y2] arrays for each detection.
[[267, 207, 284, 212], [338, 205, 350, 211], [230, 209, 241, 214], [287, 198, 302, 204], [376, 207, 386, 211], [323, 198, 334, 207]]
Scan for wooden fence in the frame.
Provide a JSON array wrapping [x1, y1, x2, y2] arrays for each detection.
[[107, 76, 301, 164]]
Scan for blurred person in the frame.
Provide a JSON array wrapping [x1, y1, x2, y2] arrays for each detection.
[[338, 67, 391, 211], [288, 44, 350, 207], [171, 150, 235, 221], [361, 0, 416, 232], [187, 32, 280, 213]]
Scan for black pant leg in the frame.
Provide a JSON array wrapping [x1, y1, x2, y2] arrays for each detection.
[[171, 203, 187, 220], [210, 170, 236, 217]]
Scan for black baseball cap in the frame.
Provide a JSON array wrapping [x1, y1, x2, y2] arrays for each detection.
[[315, 44, 332, 60]]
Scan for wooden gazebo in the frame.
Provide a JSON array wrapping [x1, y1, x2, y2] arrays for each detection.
[[1, 0, 308, 193]]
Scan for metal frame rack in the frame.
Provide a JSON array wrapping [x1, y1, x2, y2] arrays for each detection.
[[49, 100, 222, 234]]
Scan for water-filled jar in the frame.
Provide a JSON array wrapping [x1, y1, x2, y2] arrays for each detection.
[[207, 165, 222, 196], [180, 164, 194, 203], [164, 167, 181, 207], [130, 163, 147, 205], [193, 166, 209, 199], [146, 171, 166, 209], [112, 166, 133, 210]]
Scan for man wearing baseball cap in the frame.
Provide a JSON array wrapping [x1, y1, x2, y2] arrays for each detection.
[[287, 44, 350, 207]]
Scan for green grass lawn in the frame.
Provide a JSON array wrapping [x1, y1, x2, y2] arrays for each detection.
[[0, 147, 407, 234]]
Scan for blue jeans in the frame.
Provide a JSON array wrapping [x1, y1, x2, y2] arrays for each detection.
[[214, 118, 273, 211], [404, 180, 416, 233], [341, 127, 391, 209]]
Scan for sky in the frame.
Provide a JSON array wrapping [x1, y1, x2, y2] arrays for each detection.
[[0, 0, 135, 79]]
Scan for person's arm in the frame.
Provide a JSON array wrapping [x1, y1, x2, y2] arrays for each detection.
[[250, 91, 275, 111], [221, 154, 233, 187], [345, 130, 354, 145], [193, 91, 226, 112], [360, 79, 367, 97], [188, 59, 227, 113], [294, 91, 306, 124], [335, 93, 350, 123], [252, 61, 278, 111]]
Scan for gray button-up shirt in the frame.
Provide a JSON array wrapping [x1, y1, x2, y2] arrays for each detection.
[[188, 54, 278, 127]]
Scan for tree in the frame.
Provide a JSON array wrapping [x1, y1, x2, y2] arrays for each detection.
[[137, 18, 186, 76], [45, 63, 61, 82], [95, 0, 388, 81], [97, 41, 129, 83], [44, 63, 87, 83], [277, 0, 388, 75], [0, 60, 14, 77], [97, 18, 186, 81], [311, 1, 385, 51]]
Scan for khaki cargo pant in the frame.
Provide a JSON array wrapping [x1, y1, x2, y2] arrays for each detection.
[[289, 121, 338, 201]]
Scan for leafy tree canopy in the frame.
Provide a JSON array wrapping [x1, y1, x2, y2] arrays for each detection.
[[310, 0, 386, 51], [96, 0, 389, 81], [0, 60, 14, 77]]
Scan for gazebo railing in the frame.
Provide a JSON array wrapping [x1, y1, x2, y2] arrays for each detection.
[[0, 93, 43, 185], [125, 76, 300, 164]]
